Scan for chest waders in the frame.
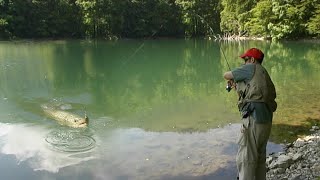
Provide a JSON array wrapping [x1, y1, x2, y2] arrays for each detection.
[[236, 64, 277, 118], [235, 64, 276, 180]]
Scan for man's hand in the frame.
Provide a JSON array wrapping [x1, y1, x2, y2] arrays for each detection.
[[226, 79, 236, 91], [224, 71, 236, 92], [223, 71, 234, 80]]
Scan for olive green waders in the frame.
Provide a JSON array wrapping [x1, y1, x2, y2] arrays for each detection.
[[236, 115, 272, 180]]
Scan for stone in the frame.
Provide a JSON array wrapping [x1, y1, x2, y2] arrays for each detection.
[[267, 131, 320, 180], [270, 155, 293, 169], [292, 153, 303, 161], [312, 164, 320, 171], [289, 174, 301, 180], [275, 168, 286, 173], [266, 156, 273, 165], [293, 138, 305, 148]]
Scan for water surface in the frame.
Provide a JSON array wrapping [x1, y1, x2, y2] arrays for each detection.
[[0, 39, 319, 179]]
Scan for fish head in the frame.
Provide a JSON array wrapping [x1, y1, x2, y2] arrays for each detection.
[[73, 116, 88, 128], [85, 115, 89, 124]]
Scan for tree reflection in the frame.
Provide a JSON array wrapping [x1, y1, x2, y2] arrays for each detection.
[[0, 40, 319, 141]]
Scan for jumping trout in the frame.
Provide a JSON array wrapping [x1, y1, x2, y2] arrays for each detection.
[[41, 104, 88, 128]]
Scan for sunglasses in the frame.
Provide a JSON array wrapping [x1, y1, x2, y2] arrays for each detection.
[[243, 56, 252, 62]]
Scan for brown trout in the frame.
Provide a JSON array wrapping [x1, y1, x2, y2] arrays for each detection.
[[41, 104, 88, 128]]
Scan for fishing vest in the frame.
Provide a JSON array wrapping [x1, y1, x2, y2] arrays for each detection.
[[236, 63, 277, 113]]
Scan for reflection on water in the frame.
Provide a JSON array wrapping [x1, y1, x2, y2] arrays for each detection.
[[0, 39, 319, 179], [0, 123, 281, 180], [99, 127, 239, 179], [0, 123, 96, 173]]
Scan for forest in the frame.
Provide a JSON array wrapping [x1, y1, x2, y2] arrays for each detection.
[[0, 0, 320, 40]]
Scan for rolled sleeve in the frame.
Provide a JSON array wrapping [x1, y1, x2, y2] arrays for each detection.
[[231, 64, 255, 83]]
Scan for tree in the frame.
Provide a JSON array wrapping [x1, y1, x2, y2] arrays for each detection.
[[267, 0, 319, 40], [1, 0, 320, 39], [0, 0, 10, 38], [220, 0, 255, 35], [244, 0, 275, 37], [176, 0, 221, 37], [75, 0, 99, 38], [307, 4, 320, 36]]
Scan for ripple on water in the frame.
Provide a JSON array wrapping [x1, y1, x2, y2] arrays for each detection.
[[45, 129, 96, 152]]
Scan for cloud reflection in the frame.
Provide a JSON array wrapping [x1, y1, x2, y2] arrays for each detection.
[[87, 125, 240, 180], [0, 123, 95, 173], [0, 122, 282, 180], [88, 125, 282, 180]]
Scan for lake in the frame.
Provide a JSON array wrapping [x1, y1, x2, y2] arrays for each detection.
[[0, 39, 319, 180]]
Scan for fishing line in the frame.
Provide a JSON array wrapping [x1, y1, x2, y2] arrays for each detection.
[[194, 13, 234, 92], [194, 14, 215, 36], [219, 45, 231, 71], [194, 13, 232, 71], [123, 43, 145, 65], [121, 25, 163, 66]]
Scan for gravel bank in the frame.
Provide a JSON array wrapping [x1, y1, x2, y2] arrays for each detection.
[[266, 126, 320, 180]]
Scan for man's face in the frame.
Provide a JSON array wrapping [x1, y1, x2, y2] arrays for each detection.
[[243, 57, 255, 64]]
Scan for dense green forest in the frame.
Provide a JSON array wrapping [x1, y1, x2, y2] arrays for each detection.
[[0, 0, 320, 40]]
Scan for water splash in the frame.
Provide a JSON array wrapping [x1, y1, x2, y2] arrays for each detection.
[[45, 129, 96, 152]]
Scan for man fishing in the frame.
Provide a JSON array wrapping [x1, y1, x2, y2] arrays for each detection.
[[223, 48, 277, 180]]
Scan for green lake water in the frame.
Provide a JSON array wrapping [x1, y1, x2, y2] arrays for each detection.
[[0, 39, 319, 180]]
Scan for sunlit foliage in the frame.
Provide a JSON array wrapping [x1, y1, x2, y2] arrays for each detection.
[[0, 0, 320, 39]]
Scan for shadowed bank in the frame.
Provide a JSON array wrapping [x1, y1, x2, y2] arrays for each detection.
[[270, 118, 320, 143]]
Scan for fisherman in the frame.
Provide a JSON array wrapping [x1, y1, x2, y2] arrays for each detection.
[[223, 48, 277, 180]]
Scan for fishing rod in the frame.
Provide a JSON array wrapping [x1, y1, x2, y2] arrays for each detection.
[[219, 45, 238, 94], [194, 14, 215, 36], [192, 13, 232, 70], [194, 13, 234, 92], [219, 45, 231, 71], [218, 44, 233, 92]]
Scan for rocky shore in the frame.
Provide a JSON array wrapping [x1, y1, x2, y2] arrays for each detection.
[[266, 126, 320, 180]]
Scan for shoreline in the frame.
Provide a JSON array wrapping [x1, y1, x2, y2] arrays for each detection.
[[1, 35, 320, 42], [266, 126, 320, 180]]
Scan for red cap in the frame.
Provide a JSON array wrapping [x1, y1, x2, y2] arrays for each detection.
[[240, 48, 264, 61]]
